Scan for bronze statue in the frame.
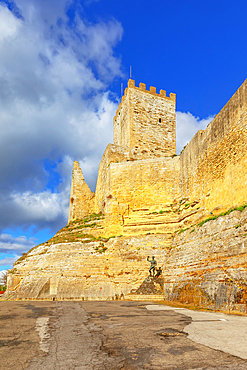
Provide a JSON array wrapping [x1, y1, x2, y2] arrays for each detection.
[[147, 256, 157, 277], [155, 267, 162, 277]]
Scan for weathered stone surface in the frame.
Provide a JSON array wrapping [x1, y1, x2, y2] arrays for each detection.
[[180, 78, 247, 214], [164, 208, 247, 312], [68, 161, 95, 222], [5, 208, 247, 314], [113, 79, 176, 159]]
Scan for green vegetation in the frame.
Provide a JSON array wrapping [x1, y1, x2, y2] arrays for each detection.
[[190, 228, 195, 233], [180, 143, 188, 155], [178, 227, 190, 234], [62, 213, 104, 230], [49, 233, 97, 245], [95, 243, 107, 254], [8, 268, 16, 274], [11, 211, 107, 265], [15, 252, 28, 265], [197, 204, 247, 227], [76, 223, 99, 229]]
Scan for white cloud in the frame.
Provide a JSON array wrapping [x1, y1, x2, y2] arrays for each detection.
[[176, 111, 214, 154], [0, 270, 8, 283], [0, 257, 18, 266], [0, 233, 36, 253], [0, 233, 36, 244], [0, 4, 20, 42], [0, 1, 123, 235]]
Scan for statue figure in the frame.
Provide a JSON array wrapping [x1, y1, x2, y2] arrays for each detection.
[[155, 267, 162, 278], [147, 256, 157, 277]]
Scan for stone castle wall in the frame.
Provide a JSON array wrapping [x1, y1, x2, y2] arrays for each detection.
[[180, 78, 247, 214], [69, 79, 247, 235], [102, 156, 180, 236]]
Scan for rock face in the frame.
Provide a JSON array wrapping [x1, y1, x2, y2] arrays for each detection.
[[5, 78, 247, 312], [69, 161, 95, 221], [6, 207, 247, 314], [165, 208, 247, 313]]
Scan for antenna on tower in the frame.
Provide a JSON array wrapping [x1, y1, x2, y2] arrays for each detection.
[[130, 65, 132, 79], [121, 83, 123, 97]]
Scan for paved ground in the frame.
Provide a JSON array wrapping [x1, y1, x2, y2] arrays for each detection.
[[0, 301, 247, 369]]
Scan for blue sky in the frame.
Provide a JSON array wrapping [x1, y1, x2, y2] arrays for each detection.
[[0, 0, 246, 272]]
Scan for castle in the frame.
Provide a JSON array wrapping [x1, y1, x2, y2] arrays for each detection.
[[5, 78, 247, 311], [69, 78, 247, 237]]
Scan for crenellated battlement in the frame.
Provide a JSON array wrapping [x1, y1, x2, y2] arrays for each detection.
[[127, 78, 176, 101], [114, 79, 176, 124]]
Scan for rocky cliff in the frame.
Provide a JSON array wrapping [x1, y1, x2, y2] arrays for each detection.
[[5, 206, 247, 314]]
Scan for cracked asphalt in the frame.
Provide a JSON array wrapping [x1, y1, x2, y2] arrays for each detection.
[[0, 301, 247, 369]]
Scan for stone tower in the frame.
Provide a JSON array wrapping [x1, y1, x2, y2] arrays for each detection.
[[113, 79, 176, 159]]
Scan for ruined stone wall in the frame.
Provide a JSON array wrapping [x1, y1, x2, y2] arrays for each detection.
[[180, 79, 247, 214], [113, 79, 176, 159], [68, 161, 95, 222]]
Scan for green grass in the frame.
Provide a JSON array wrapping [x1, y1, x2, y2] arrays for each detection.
[[95, 243, 108, 254], [8, 268, 17, 274], [178, 227, 190, 234], [64, 213, 104, 229], [197, 204, 247, 227], [14, 253, 28, 265]]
